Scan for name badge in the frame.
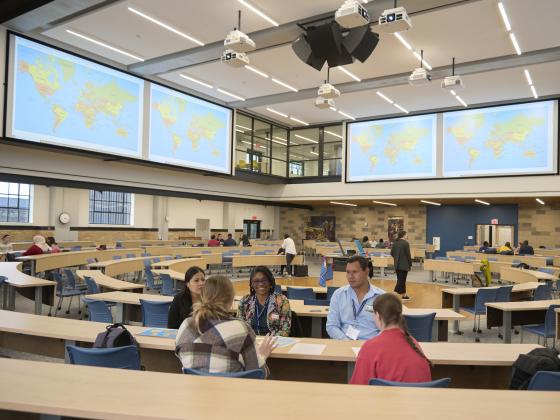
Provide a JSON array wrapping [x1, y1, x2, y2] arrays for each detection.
[[346, 325, 360, 340], [270, 313, 279, 320], [365, 304, 374, 313]]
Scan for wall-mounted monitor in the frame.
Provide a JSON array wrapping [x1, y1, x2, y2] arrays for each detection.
[[5, 34, 144, 157]]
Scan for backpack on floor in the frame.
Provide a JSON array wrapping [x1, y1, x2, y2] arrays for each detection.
[[93, 323, 138, 348]]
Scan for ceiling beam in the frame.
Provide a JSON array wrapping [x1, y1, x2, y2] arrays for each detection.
[[230, 46, 560, 108]]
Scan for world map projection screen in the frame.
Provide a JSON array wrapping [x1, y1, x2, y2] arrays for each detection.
[[346, 114, 437, 182], [443, 100, 557, 177], [5, 35, 144, 157], [148, 84, 233, 174]]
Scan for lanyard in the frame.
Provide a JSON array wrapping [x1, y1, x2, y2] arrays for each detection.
[[352, 297, 370, 321], [255, 296, 270, 334]]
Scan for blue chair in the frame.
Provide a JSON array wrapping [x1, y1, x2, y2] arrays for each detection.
[[112, 255, 122, 260], [528, 371, 560, 391], [326, 286, 339, 301], [70, 246, 81, 251], [537, 268, 554, 275], [152, 257, 161, 263], [141, 253, 151, 257], [86, 258, 97, 265], [404, 313, 436, 342], [303, 298, 329, 306], [368, 377, 451, 388], [115, 242, 123, 248], [66, 345, 141, 370], [461, 288, 498, 342], [175, 255, 183, 259], [143, 259, 152, 270], [255, 251, 266, 255], [435, 256, 448, 260], [182, 367, 266, 379], [164, 256, 173, 261], [274, 284, 282, 294], [160, 274, 178, 296], [52, 271, 84, 316], [144, 268, 162, 291], [240, 250, 251, 255], [287, 287, 315, 300], [521, 304, 560, 347], [126, 253, 136, 259], [533, 283, 552, 301], [84, 276, 101, 294], [64, 269, 87, 292], [140, 299, 171, 327], [83, 298, 113, 323]]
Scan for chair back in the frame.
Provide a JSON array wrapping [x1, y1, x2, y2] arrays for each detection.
[[368, 377, 451, 388], [303, 298, 329, 306], [126, 254, 136, 259], [112, 255, 122, 260], [143, 259, 152, 269], [533, 283, 552, 301], [84, 276, 100, 294], [474, 288, 498, 314], [144, 268, 159, 289], [66, 345, 140, 370], [537, 268, 554, 275], [527, 371, 560, 391], [140, 299, 171, 327], [71, 246, 81, 251], [87, 258, 97, 264], [175, 255, 183, 259], [182, 367, 265, 379], [435, 256, 448, 260], [64, 269, 78, 289], [52, 271, 66, 293], [152, 257, 161, 263], [495, 285, 513, 302], [404, 313, 436, 342], [160, 274, 175, 296], [255, 251, 266, 255], [83, 298, 113, 323], [287, 287, 315, 300], [544, 304, 560, 338], [165, 256, 173, 261], [326, 286, 339, 301]]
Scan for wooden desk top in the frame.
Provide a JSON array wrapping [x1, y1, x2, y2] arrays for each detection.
[[151, 269, 185, 280], [0, 262, 55, 288], [2, 358, 557, 420], [87, 256, 156, 269], [86, 291, 173, 305], [442, 282, 541, 296], [75, 270, 143, 291], [500, 267, 556, 281], [151, 257, 205, 269], [486, 299, 560, 312]]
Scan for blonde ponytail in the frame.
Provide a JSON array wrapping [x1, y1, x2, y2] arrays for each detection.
[[191, 275, 234, 334]]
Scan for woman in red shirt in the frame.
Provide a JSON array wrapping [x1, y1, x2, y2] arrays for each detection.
[[22, 235, 50, 256], [350, 293, 432, 385]]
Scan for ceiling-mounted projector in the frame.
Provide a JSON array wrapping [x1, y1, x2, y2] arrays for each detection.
[[318, 83, 340, 99], [378, 7, 412, 33], [315, 97, 336, 109], [224, 29, 256, 53], [221, 49, 249, 67], [335, 0, 369, 29], [408, 67, 431, 85], [441, 75, 464, 90]]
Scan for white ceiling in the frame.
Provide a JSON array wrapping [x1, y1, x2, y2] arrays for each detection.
[[31, 0, 560, 126]]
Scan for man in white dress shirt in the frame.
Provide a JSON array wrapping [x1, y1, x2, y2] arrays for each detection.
[[279, 233, 297, 277]]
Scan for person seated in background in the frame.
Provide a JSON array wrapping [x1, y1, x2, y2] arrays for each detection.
[[46, 237, 61, 253], [168, 266, 205, 329], [217, 234, 224, 244], [222, 233, 237, 247], [497, 242, 514, 255], [237, 266, 291, 337], [0, 234, 13, 261], [350, 293, 432, 385], [518, 240, 534, 255], [375, 239, 386, 248], [22, 235, 50, 256], [361, 236, 371, 248], [207, 234, 221, 247], [478, 241, 490, 253], [175, 275, 277, 375], [240, 234, 251, 247]]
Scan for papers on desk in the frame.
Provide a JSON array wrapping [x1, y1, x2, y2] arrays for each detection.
[[137, 328, 178, 339], [288, 343, 326, 356], [256, 336, 299, 348]]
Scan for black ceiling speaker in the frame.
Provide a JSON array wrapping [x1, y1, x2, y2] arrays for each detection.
[[292, 34, 324, 71], [343, 26, 379, 63]]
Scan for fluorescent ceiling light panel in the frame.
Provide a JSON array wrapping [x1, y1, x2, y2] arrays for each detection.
[[236, 124, 252, 131], [128, 7, 204, 46], [497, 2, 512, 32], [245, 65, 269, 78], [266, 108, 288, 118], [420, 200, 441, 206], [66, 29, 144, 61], [376, 91, 394, 104], [450, 89, 457, 96], [289, 116, 309, 126], [455, 95, 468, 107], [475, 199, 490, 206], [179, 74, 213, 88], [310, 151, 319, 156], [338, 110, 356, 120], [536, 198, 545, 205], [330, 201, 357, 207], [338, 66, 361, 82], [372, 200, 397, 207], [237, 0, 279, 27], [394, 103, 409, 114], [273, 136, 287, 142], [524, 69, 533, 85], [271, 139, 287, 145], [530, 85, 538, 99], [241, 140, 251, 145], [217, 88, 245, 101], [271, 78, 298, 92], [329, 107, 337, 111], [394, 33, 412, 50], [294, 134, 318, 144], [325, 130, 343, 139], [412, 51, 433, 71], [509, 32, 522, 55]]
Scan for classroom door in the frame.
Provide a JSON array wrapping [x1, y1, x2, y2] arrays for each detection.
[[476, 224, 514, 247], [195, 219, 210, 241], [243, 220, 261, 239]]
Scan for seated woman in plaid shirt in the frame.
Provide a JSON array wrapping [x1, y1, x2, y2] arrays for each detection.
[[175, 275, 277, 374], [237, 266, 291, 337]]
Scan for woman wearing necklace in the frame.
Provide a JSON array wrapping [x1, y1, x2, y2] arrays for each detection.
[[237, 266, 292, 336]]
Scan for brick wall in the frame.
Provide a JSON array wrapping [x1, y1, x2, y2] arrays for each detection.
[[518, 203, 560, 248]]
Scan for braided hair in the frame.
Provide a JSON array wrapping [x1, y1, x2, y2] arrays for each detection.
[[249, 265, 276, 296], [373, 293, 433, 368]]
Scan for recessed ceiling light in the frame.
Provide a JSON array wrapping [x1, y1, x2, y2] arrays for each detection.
[[530, 85, 538, 99], [376, 91, 394, 104], [509, 32, 522, 55], [245, 65, 269, 78], [271, 78, 298, 92], [179, 74, 213, 88], [420, 200, 441, 206], [338, 66, 361, 82], [294, 134, 318, 144], [372, 200, 397, 207], [217, 88, 245, 101], [536, 198, 545, 205], [455, 95, 468, 107], [330, 201, 357, 207], [266, 108, 288, 118], [237, 0, 279, 27], [475, 199, 490, 206], [66, 29, 144, 61], [497, 2, 512, 32], [338, 110, 356, 120], [325, 130, 343, 139], [524, 69, 533, 86], [289, 116, 309, 126], [128, 7, 204, 46], [394, 103, 409, 114]]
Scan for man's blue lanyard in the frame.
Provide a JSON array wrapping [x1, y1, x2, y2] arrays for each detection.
[[352, 296, 370, 321], [255, 296, 270, 333]]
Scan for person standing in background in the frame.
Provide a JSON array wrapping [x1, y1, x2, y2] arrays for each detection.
[[391, 231, 412, 301], [279, 233, 297, 277], [0, 234, 13, 261]]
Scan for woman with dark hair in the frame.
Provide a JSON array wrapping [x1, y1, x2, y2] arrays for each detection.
[[241, 234, 251, 247], [390, 230, 412, 300], [167, 266, 206, 329], [237, 266, 292, 336], [350, 293, 432, 385]]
